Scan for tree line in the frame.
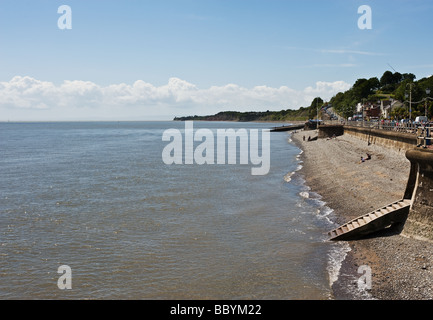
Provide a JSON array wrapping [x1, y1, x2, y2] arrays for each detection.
[[174, 71, 433, 122], [174, 108, 314, 122], [330, 71, 433, 120]]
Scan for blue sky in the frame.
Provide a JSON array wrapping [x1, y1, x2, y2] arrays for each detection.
[[1, 0, 433, 120]]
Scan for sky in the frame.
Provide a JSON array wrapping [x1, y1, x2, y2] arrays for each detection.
[[1, 0, 433, 121]]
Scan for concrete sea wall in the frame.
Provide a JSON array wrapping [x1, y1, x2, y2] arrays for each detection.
[[317, 125, 433, 241], [343, 126, 417, 153], [317, 125, 344, 139]]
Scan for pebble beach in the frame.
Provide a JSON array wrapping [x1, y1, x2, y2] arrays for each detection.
[[291, 129, 433, 300]]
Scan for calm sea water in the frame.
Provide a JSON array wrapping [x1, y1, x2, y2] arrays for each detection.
[[0, 121, 349, 299]]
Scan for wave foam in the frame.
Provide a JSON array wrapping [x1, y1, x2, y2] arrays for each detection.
[[283, 165, 303, 183], [327, 242, 351, 288], [299, 191, 310, 199]]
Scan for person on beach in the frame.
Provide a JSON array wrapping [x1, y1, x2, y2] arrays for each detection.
[[359, 153, 371, 163]]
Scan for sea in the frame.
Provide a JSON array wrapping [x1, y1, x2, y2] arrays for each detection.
[[0, 121, 351, 299]]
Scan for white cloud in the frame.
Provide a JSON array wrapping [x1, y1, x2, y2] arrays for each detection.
[[285, 46, 386, 57], [320, 49, 386, 56], [298, 63, 357, 68], [0, 76, 350, 121], [304, 81, 351, 95]]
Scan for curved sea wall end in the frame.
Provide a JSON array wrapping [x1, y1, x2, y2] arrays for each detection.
[[402, 148, 433, 242]]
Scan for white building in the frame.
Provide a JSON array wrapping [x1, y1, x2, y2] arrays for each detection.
[[380, 99, 403, 119]]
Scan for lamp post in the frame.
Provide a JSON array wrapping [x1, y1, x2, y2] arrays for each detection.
[[426, 88, 431, 118], [406, 83, 414, 122]]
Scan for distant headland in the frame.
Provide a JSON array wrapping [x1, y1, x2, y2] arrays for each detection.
[[173, 105, 319, 122]]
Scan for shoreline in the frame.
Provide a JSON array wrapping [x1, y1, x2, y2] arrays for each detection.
[[290, 129, 433, 300]]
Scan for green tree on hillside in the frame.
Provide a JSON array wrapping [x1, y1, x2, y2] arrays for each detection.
[[308, 97, 324, 119]]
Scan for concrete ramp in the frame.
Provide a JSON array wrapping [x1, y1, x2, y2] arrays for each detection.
[[270, 124, 304, 132], [328, 199, 411, 241]]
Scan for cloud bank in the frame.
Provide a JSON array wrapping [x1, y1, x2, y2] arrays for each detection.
[[0, 76, 351, 121]]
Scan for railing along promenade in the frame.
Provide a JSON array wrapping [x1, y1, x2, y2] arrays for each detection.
[[325, 119, 432, 149], [329, 120, 431, 135]]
